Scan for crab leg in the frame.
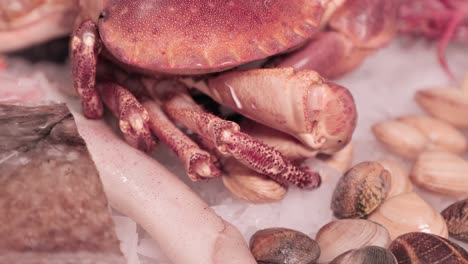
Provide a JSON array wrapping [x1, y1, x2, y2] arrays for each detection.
[[141, 99, 220, 180], [98, 82, 156, 152], [183, 68, 357, 155], [71, 20, 103, 119], [161, 87, 320, 189]]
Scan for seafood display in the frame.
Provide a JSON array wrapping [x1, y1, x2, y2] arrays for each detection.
[[2, 0, 468, 264]]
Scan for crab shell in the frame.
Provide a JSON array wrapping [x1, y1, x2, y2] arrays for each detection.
[[80, 0, 324, 75]]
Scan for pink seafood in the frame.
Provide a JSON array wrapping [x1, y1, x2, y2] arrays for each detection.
[[67, 0, 400, 189]]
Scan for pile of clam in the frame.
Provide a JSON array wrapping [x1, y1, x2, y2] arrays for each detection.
[[249, 226, 468, 263], [372, 74, 468, 198], [371, 76, 468, 237], [244, 76, 468, 263], [246, 160, 468, 263]]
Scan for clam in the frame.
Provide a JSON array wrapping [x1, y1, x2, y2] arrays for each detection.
[[398, 115, 467, 153], [415, 87, 468, 128], [372, 120, 428, 159], [315, 219, 391, 263], [378, 160, 412, 198], [441, 199, 468, 243], [411, 151, 468, 197], [331, 161, 390, 218], [222, 158, 287, 203], [389, 232, 468, 263], [368, 192, 448, 240], [249, 227, 320, 264], [330, 246, 397, 264]]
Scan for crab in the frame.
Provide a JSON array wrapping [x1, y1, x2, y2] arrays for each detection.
[[67, 0, 400, 189], [0, 0, 398, 190]]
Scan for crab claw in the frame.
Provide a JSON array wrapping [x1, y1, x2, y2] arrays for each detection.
[[183, 68, 357, 155], [306, 81, 357, 154]]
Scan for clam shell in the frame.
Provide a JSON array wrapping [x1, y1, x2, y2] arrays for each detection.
[[222, 158, 287, 203], [249, 227, 320, 264], [315, 219, 391, 263], [389, 232, 468, 263], [378, 160, 412, 198], [372, 120, 428, 159], [398, 115, 467, 153], [411, 151, 468, 196], [415, 87, 468, 128], [331, 161, 390, 218], [330, 246, 397, 264], [368, 192, 448, 240], [441, 199, 468, 243]]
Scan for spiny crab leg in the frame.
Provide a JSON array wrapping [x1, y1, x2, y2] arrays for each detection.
[[141, 99, 220, 180], [98, 82, 156, 152], [161, 85, 321, 189], [71, 20, 103, 119], [182, 68, 357, 155], [96, 69, 220, 181]]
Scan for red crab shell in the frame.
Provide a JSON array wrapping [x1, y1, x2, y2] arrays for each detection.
[[97, 0, 323, 75]]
